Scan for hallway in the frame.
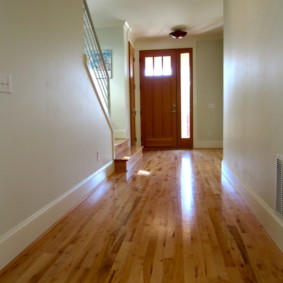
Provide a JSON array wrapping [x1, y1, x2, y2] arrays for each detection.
[[1, 149, 283, 282]]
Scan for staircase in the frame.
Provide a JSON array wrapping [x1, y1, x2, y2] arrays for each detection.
[[114, 139, 143, 172]]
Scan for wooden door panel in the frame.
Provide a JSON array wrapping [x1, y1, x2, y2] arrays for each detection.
[[144, 80, 154, 137], [162, 78, 177, 138], [144, 137, 174, 147], [153, 79, 163, 137], [142, 77, 176, 147], [162, 80, 172, 137]]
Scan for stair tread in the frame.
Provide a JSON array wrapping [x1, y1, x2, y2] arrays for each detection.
[[114, 146, 143, 160], [114, 138, 130, 156]]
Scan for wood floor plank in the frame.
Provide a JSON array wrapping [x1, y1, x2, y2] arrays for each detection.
[[1, 149, 283, 282]]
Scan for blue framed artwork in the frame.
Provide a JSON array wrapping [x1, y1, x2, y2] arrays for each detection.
[[89, 49, 112, 78]]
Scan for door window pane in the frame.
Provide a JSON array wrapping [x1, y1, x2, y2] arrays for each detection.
[[154, 57, 162, 76], [145, 57, 153, 76], [163, 56, 172, 76], [180, 53, 190, 138], [144, 56, 172, 77]]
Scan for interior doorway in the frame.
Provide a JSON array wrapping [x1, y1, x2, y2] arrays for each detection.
[[140, 48, 193, 148]]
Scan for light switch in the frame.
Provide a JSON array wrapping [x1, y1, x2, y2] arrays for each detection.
[[0, 73, 12, 94]]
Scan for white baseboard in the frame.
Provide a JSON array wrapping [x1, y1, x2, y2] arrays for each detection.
[[222, 161, 283, 252], [194, 140, 223, 148], [0, 161, 114, 270]]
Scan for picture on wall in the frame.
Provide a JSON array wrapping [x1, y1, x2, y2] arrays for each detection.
[[89, 49, 112, 78]]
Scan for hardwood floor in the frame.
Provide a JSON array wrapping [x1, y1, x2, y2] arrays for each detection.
[[1, 149, 283, 282]]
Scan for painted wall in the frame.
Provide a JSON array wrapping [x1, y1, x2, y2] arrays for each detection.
[[223, 0, 283, 250], [196, 40, 223, 146], [0, 0, 112, 267], [96, 24, 130, 139], [134, 36, 223, 148]]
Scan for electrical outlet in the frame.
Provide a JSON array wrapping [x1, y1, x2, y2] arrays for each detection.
[[0, 73, 12, 94], [96, 151, 101, 161]]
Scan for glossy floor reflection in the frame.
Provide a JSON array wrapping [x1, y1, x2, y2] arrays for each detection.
[[180, 156, 194, 220], [1, 149, 283, 283]]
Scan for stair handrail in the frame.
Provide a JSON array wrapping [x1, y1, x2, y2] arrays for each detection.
[[83, 0, 114, 159], [83, 0, 110, 115]]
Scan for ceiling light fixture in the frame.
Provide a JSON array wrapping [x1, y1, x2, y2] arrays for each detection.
[[169, 30, 187, 39]]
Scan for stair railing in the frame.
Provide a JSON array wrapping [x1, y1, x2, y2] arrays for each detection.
[[83, 0, 114, 159], [83, 0, 110, 115]]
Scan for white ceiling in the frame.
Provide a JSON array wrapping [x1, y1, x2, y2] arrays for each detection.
[[87, 0, 224, 40]]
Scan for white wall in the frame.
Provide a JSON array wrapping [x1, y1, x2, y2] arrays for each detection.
[[96, 24, 130, 139], [223, 0, 283, 251], [196, 40, 223, 147], [0, 0, 113, 268], [134, 36, 223, 148]]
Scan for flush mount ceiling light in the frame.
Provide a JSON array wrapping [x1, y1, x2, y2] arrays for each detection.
[[169, 30, 187, 39]]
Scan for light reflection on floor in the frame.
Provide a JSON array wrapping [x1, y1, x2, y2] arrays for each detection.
[[137, 170, 151, 176], [180, 156, 195, 219]]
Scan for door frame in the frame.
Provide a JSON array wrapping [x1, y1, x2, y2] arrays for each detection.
[[139, 48, 193, 148], [128, 42, 137, 146], [176, 48, 193, 148]]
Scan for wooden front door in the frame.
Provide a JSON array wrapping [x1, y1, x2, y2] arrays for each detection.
[[140, 49, 193, 148], [140, 50, 177, 147]]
